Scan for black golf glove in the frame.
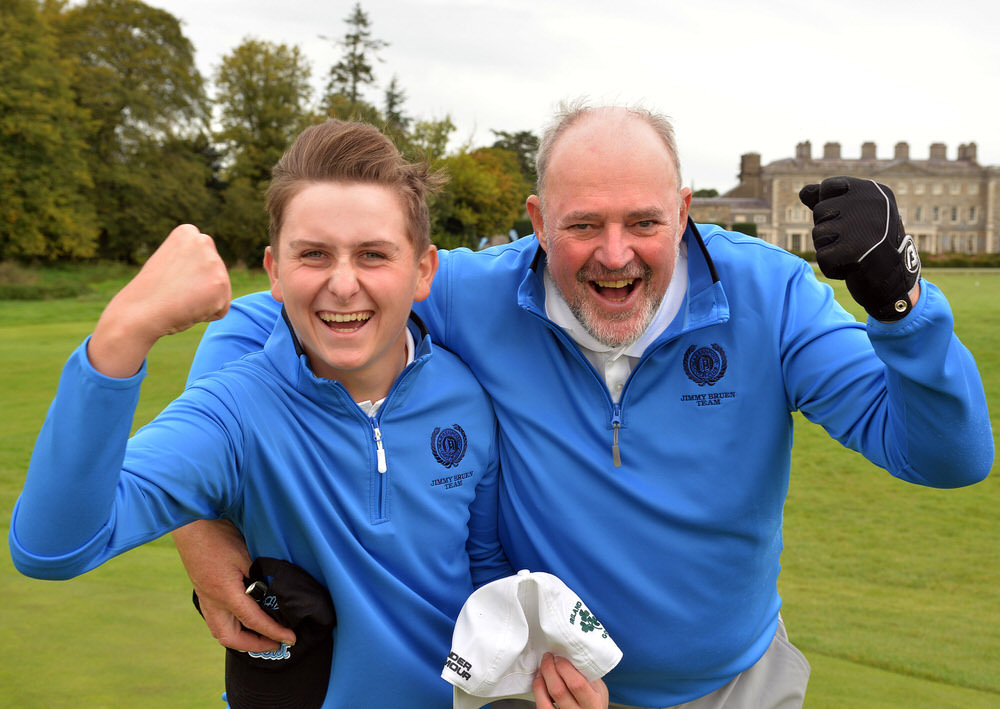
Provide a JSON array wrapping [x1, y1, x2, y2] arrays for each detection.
[[799, 176, 921, 322]]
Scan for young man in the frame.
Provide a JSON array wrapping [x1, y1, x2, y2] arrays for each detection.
[[173, 104, 992, 709], [11, 121, 608, 708]]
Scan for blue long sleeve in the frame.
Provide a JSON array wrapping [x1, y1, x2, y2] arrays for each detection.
[[10, 339, 145, 577]]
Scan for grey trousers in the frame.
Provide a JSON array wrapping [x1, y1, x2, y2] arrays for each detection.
[[493, 617, 810, 709]]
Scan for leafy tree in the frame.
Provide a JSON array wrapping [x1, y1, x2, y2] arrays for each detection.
[[213, 176, 269, 267], [0, 0, 97, 260], [491, 129, 539, 188], [407, 116, 456, 165], [433, 147, 530, 250], [51, 0, 211, 261], [95, 135, 222, 263], [322, 2, 388, 111], [324, 91, 382, 125], [55, 0, 208, 150], [693, 188, 719, 198], [213, 38, 313, 263], [214, 38, 314, 184]]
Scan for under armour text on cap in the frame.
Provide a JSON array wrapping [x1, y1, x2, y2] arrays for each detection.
[[441, 569, 622, 709], [223, 558, 336, 709]]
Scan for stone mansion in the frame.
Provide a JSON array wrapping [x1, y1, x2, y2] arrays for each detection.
[[690, 141, 1000, 254]]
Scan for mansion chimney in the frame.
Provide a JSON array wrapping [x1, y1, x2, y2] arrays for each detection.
[[929, 143, 947, 160], [958, 142, 978, 162], [861, 142, 877, 159], [736, 152, 763, 199], [894, 142, 910, 160], [823, 142, 841, 160]]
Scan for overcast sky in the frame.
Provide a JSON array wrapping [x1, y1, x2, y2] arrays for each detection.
[[148, 0, 999, 192]]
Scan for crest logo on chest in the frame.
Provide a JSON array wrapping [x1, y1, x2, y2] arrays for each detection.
[[683, 344, 728, 386]]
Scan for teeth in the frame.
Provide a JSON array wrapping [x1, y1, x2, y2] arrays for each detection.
[[594, 279, 634, 288], [319, 312, 371, 323]]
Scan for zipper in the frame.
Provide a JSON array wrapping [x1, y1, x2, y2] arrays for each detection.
[[371, 418, 387, 473], [611, 403, 622, 468], [370, 416, 388, 522]]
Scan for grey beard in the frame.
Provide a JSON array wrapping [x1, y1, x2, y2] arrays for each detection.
[[562, 285, 663, 349]]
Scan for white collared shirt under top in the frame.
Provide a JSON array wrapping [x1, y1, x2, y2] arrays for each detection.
[[356, 328, 415, 415], [543, 242, 688, 403]]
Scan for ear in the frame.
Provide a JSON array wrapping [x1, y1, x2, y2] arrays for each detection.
[[526, 194, 547, 252], [412, 245, 439, 303], [263, 246, 284, 303], [679, 187, 692, 227]]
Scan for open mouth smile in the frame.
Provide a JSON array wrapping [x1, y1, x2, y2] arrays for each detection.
[[318, 311, 373, 332], [591, 278, 638, 302]]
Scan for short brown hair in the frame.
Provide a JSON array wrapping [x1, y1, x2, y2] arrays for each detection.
[[267, 120, 445, 252]]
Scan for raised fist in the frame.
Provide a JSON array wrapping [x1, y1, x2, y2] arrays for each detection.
[[90, 225, 232, 378], [799, 177, 920, 322]]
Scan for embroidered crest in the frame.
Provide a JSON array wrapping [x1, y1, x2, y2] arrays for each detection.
[[431, 424, 468, 469], [683, 344, 728, 386]]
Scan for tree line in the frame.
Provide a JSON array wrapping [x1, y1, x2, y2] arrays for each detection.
[[1, 0, 539, 264]]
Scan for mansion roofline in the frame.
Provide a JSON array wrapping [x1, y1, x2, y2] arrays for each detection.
[[690, 141, 1000, 255]]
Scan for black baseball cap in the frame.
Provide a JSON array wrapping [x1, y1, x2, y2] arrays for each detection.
[[195, 557, 336, 709]]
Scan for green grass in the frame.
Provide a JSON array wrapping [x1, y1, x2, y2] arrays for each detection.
[[1, 268, 997, 707], [1, 266, 270, 708], [780, 270, 1000, 706]]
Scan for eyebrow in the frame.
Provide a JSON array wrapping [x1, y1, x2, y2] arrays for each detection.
[[626, 208, 667, 221], [286, 239, 327, 250], [561, 211, 602, 224], [560, 208, 667, 224], [287, 238, 402, 252]]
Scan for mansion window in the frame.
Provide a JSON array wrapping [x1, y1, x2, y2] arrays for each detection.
[[785, 205, 809, 223]]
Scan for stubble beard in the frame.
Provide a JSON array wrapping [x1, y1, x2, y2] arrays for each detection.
[[564, 261, 663, 349]]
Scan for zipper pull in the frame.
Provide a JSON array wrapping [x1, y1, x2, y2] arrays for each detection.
[[611, 405, 622, 468], [372, 421, 387, 473]]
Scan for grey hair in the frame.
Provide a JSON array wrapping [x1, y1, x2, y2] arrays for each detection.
[[534, 99, 683, 199]]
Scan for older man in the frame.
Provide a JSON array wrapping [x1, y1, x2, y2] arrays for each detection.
[[176, 103, 992, 708]]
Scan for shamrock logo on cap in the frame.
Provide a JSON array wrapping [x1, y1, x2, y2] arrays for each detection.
[[579, 609, 602, 633]]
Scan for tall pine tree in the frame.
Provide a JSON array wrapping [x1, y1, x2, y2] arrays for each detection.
[[322, 3, 387, 118]]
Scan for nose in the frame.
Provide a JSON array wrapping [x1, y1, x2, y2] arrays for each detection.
[[596, 224, 634, 270], [326, 260, 359, 300]]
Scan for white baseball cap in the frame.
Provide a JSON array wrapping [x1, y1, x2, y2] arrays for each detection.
[[441, 569, 622, 709]]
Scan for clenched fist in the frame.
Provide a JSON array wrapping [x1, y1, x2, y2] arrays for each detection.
[[799, 177, 921, 322], [89, 225, 232, 378]]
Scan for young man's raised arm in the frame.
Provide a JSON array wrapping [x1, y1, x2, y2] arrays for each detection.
[[10, 226, 231, 569]]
